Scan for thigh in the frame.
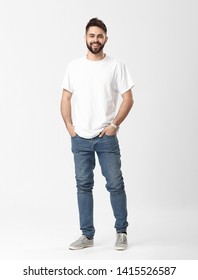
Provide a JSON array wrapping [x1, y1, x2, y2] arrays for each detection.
[[95, 135, 122, 179], [71, 135, 95, 180]]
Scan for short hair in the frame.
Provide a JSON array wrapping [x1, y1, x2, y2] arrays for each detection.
[[86, 18, 107, 34]]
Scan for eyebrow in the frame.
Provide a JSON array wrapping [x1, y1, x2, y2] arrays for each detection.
[[88, 33, 104, 36]]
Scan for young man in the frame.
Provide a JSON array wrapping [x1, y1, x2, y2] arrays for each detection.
[[61, 18, 135, 250]]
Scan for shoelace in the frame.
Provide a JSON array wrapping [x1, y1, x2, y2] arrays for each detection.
[[118, 234, 126, 243]]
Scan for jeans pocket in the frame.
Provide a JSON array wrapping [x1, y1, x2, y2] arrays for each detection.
[[105, 134, 116, 137], [71, 134, 78, 139]]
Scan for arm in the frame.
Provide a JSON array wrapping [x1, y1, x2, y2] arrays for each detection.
[[60, 89, 76, 137], [99, 89, 134, 137]]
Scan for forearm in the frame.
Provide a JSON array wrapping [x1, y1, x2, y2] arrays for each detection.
[[99, 90, 134, 137], [113, 91, 134, 126], [60, 90, 73, 127], [61, 102, 73, 128], [60, 90, 76, 137]]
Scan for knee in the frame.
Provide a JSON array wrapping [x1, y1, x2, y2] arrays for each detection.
[[105, 178, 125, 194], [76, 178, 94, 193]]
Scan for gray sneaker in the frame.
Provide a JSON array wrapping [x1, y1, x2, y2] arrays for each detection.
[[115, 233, 128, 250], [69, 235, 94, 250]]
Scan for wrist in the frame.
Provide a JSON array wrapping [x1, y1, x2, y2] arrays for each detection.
[[110, 123, 119, 129]]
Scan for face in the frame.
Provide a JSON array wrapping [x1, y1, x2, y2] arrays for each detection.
[[85, 26, 108, 54]]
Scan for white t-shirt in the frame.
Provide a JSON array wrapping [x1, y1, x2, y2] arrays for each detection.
[[62, 55, 135, 139]]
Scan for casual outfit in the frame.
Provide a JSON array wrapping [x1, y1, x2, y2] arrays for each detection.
[[62, 55, 134, 249]]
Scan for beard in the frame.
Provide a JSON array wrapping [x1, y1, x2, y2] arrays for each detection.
[[86, 41, 105, 54]]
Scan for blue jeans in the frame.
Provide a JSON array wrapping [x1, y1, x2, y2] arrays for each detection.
[[71, 134, 128, 239]]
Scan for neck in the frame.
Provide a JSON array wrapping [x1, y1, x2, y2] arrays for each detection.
[[86, 51, 106, 61]]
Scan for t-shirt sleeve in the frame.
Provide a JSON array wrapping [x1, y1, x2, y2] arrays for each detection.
[[61, 66, 73, 93], [115, 63, 135, 95]]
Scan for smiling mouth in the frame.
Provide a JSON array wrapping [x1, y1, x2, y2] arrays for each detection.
[[92, 43, 100, 47]]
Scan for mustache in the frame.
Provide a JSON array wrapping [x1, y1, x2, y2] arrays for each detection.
[[90, 42, 101, 45]]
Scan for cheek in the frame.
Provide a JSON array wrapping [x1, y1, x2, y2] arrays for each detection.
[[86, 39, 92, 45]]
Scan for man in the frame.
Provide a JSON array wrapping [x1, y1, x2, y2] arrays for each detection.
[[61, 18, 135, 250]]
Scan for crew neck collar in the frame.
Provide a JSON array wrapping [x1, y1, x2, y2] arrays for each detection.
[[85, 54, 107, 62]]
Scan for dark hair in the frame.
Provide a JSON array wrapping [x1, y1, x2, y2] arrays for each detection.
[[86, 18, 107, 34]]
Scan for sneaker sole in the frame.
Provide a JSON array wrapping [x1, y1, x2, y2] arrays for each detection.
[[69, 244, 94, 250], [114, 245, 128, 250]]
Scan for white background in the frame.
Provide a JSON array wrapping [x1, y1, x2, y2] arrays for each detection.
[[0, 0, 198, 260]]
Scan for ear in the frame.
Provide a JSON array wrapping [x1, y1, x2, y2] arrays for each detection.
[[105, 36, 108, 43]]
